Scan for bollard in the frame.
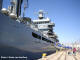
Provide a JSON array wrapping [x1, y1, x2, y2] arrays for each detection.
[[56, 49, 58, 54], [42, 53, 47, 60], [60, 49, 62, 51]]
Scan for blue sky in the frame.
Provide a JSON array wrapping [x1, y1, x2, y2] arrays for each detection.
[[26, 0, 80, 44], [3, 0, 80, 44]]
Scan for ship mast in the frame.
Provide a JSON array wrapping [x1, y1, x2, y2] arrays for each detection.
[[16, 0, 23, 17], [23, 0, 28, 17], [9, 0, 23, 18], [0, 0, 3, 10]]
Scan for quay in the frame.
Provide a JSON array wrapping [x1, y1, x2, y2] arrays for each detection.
[[38, 50, 80, 60]]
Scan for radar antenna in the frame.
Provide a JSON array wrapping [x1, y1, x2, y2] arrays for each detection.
[[34, 10, 48, 19]]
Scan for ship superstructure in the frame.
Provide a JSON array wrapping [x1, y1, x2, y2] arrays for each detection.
[[33, 10, 59, 42], [0, 0, 59, 60]]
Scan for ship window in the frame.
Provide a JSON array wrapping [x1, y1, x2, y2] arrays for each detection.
[[39, 29, 49, 31], [34, 22, 36, 24], [32, 32, 41, 39], [42, 37, 53, 43], [46, 21, 49, 23]]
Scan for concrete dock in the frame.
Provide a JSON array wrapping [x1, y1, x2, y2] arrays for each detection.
[[38, 50, 80, 60]]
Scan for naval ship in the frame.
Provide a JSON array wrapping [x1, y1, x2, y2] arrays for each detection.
[[0, 0, 59, 60]]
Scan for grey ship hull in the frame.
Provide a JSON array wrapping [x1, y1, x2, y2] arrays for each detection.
[[0, 12, 57, 60]]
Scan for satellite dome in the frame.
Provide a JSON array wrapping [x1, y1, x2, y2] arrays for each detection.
[[9, 13, 17, 19], [1, 8, 9, 14]]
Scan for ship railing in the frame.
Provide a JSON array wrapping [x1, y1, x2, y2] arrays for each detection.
[[16, 18, 38, 32], [29, 23, 39, 31]]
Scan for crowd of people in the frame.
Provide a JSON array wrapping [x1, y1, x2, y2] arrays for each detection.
[[68, 47, 80, 55]]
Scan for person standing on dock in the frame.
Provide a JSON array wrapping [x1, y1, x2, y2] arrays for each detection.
[[73, 48, 76, 55]]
